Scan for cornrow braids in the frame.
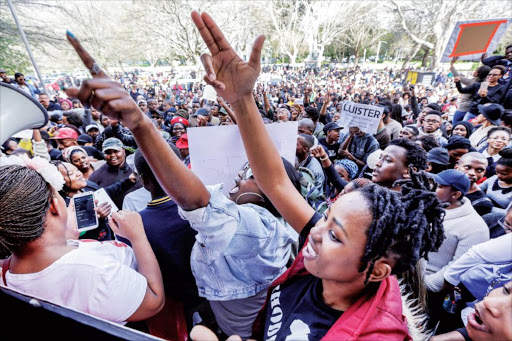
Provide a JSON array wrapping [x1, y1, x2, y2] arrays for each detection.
[[0, 165, 53, 258], [358, 169, 445, 282]]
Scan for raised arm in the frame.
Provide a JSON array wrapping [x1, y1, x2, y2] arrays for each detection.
[[191, 11, 315, 232], [66, 32, 209, 210]]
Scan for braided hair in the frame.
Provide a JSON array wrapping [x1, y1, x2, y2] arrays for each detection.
[[357, 169, 445, 282], [0, 165, 53, 258]]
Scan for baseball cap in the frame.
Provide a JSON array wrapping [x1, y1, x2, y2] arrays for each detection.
[[0, 68, 6, 73], [171, 116, 189, 127], [51, 127, 78, 140], [102, 137, 124, 153], [193, 108, 209, 117], [85, 124, 99, 132], [219, 108, 228, 115], [427, 147, 449, 165], [433, 169, 470, 195], [323, 122, 342, 134], [77, 134, 93, 144], [176, 134, 189, 149]]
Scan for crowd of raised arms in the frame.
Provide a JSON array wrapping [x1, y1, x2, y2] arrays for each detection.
[[1, 11, 512, 341]]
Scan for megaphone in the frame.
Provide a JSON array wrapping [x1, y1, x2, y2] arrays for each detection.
[[1, 82, 49, 144]]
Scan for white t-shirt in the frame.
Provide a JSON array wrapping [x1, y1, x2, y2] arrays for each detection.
[[1, 240, 147, 323]]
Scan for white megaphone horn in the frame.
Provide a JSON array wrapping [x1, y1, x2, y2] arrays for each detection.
[[1, 82, 49, 144]]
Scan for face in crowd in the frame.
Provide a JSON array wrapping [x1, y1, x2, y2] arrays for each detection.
[[39, 94, 50, 108], [423, 113, 441, 133], [172, 123, 187, 138], [467, 281, 512, 341], [228, 162, 266, 206], [372, 144, 409, 188], [56, 162, 87, 193], [104, 148, 126, 168], [70, 150, 91, 173]]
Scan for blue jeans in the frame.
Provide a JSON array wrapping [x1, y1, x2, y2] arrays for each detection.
[[452, 110, 467, 125], [463, 112, 477, 121]]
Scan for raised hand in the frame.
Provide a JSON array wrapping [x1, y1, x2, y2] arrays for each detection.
[[310, 145, 327, 159], [191, 11, 265, 104], [65, 32, 144, 130]]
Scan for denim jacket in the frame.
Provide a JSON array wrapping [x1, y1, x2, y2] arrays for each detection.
[[178, 184, 298, 300]]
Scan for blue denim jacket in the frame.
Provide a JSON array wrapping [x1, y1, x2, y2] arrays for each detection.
[[178, 184, 298, 300]]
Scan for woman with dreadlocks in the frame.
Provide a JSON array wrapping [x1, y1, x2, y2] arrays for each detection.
[[67, 13, 445, 339], [188, 12, 445, 340], [0, 156, 164, 323]]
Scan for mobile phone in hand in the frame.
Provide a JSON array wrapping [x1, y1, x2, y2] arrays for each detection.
[[73, 192, 98, 232]]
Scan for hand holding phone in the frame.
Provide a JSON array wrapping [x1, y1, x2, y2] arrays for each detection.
[[108, 210, 144, 241], [73, 192, 98, 232]]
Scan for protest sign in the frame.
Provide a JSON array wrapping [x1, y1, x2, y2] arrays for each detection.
[[202, 85, 217, 101], [339, 101, 383, 135], [188, 122, 297, 195], [441, 18, 512, 62]]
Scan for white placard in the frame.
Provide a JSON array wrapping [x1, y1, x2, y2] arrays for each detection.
[[188, 122, 298, 195], [94, 188, 119, 214], [339, 101, 383, 135], [202, 85, 218, 101]]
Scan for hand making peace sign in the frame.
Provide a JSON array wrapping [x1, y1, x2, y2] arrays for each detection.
[[191, 11, 265, 105]]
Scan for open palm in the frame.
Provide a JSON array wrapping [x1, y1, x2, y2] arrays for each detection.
[[192, 11, 265, 104]]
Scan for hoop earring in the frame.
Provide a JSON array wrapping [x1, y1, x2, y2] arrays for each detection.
[[235, 192, 265, 205]]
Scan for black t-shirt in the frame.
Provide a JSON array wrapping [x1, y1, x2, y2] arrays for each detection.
[[318, 138, 340, 161], [264, 275, 343, 341], [466, 190, 493, 216]]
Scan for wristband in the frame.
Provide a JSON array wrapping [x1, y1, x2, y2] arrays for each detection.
[[320, 155, 329, 161]]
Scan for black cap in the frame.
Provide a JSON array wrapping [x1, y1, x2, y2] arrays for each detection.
[[193, 108, 209, 117], [478, 103, 504, 125], [427, 147, 449, 165], [77, 134, 93, 144], [433, 169, 470, 195], [445, 135, 472, 151], [323, 122, 342, 134]]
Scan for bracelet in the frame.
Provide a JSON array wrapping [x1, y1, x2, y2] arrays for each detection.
[[320, 155, 329, 161]]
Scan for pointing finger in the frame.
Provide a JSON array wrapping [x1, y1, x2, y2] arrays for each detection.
[[66, 31, 109, 79]]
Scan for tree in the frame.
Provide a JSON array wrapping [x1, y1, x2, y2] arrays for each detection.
[[268, 0, 306, 65], [335, 4, 386, 67], [302, 0, 364, 66], [389, 0, 512, 69]]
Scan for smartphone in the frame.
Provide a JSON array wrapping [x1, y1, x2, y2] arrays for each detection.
[[479, 81, 489, 93], [73, 192, 98, 232]]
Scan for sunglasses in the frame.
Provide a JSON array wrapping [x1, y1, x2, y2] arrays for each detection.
[[238, 162, 253, 180]]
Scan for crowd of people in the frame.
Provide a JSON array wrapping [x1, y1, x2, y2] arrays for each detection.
[[1, 12, 511, 341]]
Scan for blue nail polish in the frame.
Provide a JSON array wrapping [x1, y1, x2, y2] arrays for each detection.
[[66, 30, 76, 39]]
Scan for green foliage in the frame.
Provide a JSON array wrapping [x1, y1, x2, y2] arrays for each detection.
[[0, 35, 31, 74]]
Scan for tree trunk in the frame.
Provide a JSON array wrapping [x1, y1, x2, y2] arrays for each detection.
[[421, 48, 430, 68], [316, 45, 325, 67], [354, 48, 360, 67], [401, 43, 421, 71]]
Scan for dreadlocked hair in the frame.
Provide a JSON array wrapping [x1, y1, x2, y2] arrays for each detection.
[[0, 165, 53, 258], [357, 168, 445, 283]]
